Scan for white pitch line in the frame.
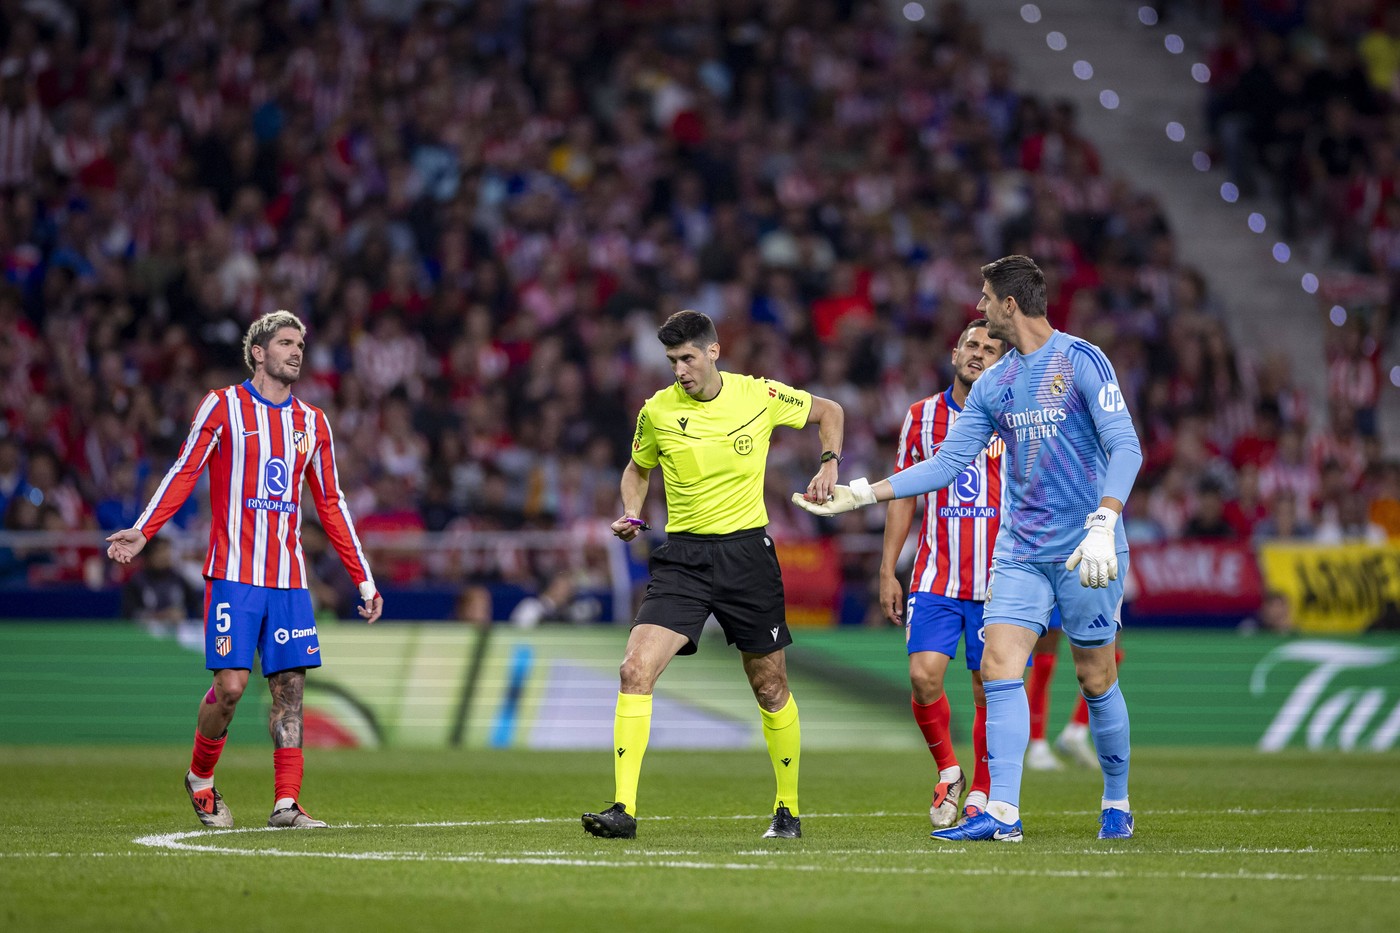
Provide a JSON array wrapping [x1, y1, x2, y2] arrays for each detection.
[[120, 821, 1400, 884]]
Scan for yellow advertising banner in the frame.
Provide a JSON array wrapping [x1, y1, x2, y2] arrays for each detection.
[[1258, 542, 1400, 633]]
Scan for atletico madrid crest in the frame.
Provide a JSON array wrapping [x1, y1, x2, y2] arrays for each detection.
[[293, 430, 311, 454], [215, 635, 232, 657]]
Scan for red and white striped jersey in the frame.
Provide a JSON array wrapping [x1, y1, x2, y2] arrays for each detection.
[[135, 381, 374, 591], [895, 388, 1004, 601]]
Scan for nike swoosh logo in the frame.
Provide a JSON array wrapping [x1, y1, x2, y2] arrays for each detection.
[[306, 646, 319, 654], [242, 430, 259, 436], [992, 829, 1019, 840]]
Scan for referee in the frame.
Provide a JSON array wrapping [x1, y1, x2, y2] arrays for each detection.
[[582, 310, 845, 840]]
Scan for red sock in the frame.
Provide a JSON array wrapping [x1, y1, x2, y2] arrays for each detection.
[[971, 703, 989, 796], [190, 730, 226, 779], [911, 694, 958, 772], [273, 748, 304, 803], [1027, 652, 1057, 740]]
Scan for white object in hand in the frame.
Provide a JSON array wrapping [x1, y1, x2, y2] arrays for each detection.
[[790, 477, 877, 516], [1064, 510, 1118, 588]]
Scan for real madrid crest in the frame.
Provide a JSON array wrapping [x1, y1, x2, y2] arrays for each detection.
[[1051, 374, 1066, 396]]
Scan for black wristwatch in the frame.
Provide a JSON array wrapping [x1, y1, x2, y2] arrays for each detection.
[[820, 450, 843, 465]]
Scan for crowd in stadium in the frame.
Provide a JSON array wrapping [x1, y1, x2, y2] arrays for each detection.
[[1, 0, 1397, 601]]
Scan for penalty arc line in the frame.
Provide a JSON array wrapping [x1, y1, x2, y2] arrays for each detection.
[[124, 822, 1400, 884]]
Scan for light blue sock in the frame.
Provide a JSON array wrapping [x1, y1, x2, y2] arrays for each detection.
[[983, 678, 1029, 809], [1084, 680, 1131, 802]]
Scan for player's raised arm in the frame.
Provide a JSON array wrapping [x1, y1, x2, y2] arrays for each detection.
[[304, 416, 381, 623], [793, 387, 996, 517], [106, 390, 224, 563]]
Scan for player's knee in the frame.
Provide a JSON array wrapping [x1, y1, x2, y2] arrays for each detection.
[[751, 678, 788, 712], [1075, 666, 1114, 698], [909, 671, 945, 704], [617, 656, 656, 693], [215, 681, 245, 707]]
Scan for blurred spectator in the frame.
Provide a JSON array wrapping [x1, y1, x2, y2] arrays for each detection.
[[1368, 460, 1400, 538], [1183, 479, 1234, 539], [508, 573, 599, 628], [1254, 491, 1316, 542], [1239, 591, 1298, 636], [1224, 464, 1270, 539], [454, 584, 495, 627], [301, 520, 350, 621], [120, 536, 199, 631]]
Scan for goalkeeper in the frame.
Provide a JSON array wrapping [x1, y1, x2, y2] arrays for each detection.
[[794, 256, 1142, 842]]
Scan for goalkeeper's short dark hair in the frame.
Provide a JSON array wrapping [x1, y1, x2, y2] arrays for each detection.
[[657, 310, 718, 350], [981, 255, 1047, 318]]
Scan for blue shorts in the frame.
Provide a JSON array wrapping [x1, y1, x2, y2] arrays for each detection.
[[905, 593, 986, 670], [984, 557, 1128, 649], [204, 579, 322, 675]]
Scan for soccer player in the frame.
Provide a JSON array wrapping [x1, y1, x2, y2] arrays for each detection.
[[106, 310, 382, 830], [879, 318, 1006, 828], [794, 256, 1142, 841], [582, 310, 845, 840]]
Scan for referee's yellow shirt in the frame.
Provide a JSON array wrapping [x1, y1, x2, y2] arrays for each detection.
[[631, 373, 811, 534]]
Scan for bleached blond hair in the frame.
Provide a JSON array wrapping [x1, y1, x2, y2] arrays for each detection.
[[242, 310, 306, 374]]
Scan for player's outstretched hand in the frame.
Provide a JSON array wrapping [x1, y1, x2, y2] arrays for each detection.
[[1065, 509, 1119, 588], [104, 528, 148, 564], [790, 478, 877, 517], [358, 581, 383, 624]]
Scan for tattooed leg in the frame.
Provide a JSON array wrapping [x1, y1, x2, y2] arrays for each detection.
[[267, 669, 306, 749]]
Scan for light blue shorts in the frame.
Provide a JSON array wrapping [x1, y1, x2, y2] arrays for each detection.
[[984, 557, 1127, 648]]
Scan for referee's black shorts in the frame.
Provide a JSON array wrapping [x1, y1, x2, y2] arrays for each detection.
[[634, 527, 792, 656]]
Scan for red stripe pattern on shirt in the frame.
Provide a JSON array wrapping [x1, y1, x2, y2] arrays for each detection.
[[894, 392, 1003, 601], [135, 384, 372, 590]]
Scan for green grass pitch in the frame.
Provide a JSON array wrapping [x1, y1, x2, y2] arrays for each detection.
[[2, 745, 1397, 932]]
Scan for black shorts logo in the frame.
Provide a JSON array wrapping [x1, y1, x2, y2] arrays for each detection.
[[734, 435, 753, 454]]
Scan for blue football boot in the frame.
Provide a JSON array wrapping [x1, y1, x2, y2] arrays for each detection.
[[931, 809, 1023, 843]]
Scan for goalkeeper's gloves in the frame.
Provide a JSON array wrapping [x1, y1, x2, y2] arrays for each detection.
[[791, 478, 877, 517], [1064, 509, 1119, 589]]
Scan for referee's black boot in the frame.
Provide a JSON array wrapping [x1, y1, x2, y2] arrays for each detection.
[[763, 805, 801, 838], [582, 802, 637, 839]]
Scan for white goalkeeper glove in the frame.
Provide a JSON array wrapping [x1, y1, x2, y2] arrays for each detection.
[[1064, 509, 1119, 589], [791, 478, 877, 517]]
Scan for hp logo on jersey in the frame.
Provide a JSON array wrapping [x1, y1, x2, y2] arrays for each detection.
[[264, 458, 290, 496], [954, 468, 980, 501], [1098, 384, 1126, 413]]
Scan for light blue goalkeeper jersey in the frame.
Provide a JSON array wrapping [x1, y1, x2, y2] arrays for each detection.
[[888, 330, 1142, 563]]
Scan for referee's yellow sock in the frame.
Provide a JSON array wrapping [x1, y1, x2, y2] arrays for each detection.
[[612, 692, 652, 815], [761, 693, 800, 816]]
